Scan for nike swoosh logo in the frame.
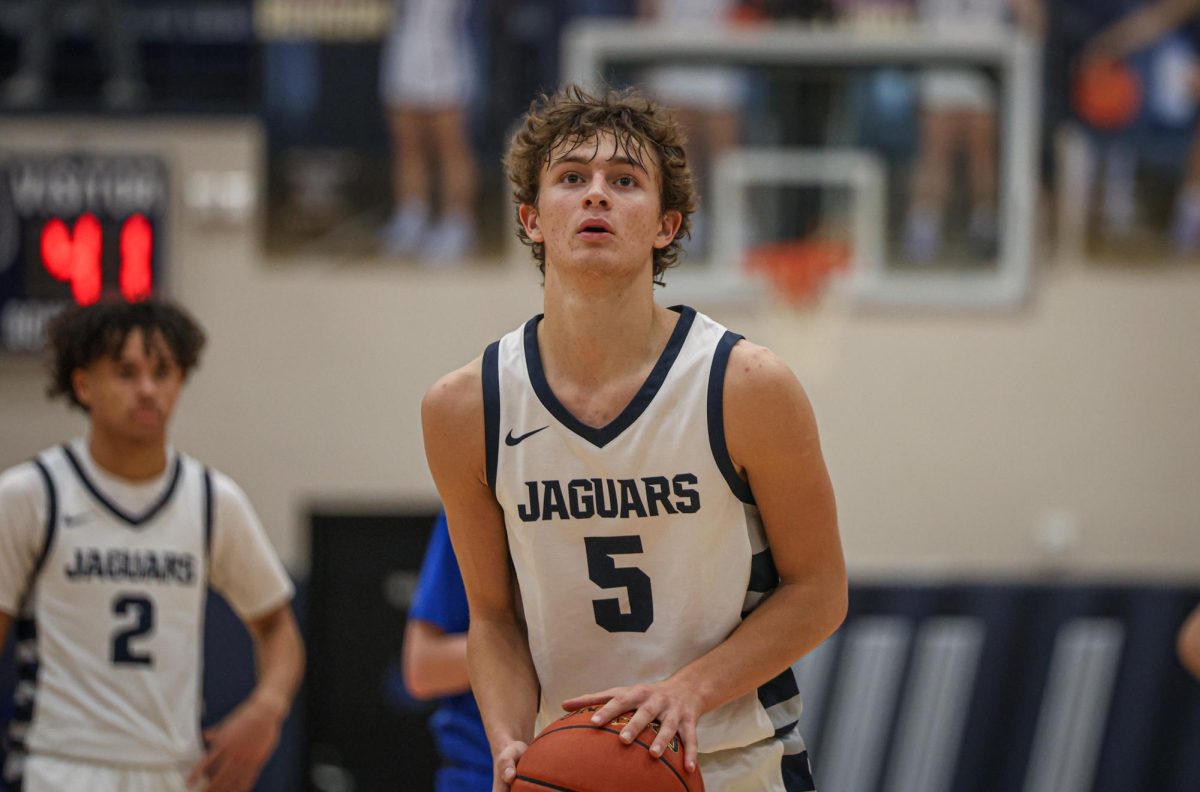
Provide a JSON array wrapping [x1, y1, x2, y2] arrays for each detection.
[[63, 513, 91, 527], [505, 426, 549, 446]]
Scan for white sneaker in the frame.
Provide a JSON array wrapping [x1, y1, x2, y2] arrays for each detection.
[[2, 73, 47, 108], [421, 215, 474, 264], [904, 208, 942, 263], [380, 203, 429, 257]]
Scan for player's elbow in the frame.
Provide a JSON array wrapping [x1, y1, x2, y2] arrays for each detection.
[[403, 662, 440, 701]]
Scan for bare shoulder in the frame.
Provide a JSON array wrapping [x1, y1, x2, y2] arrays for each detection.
[[725, 340, 810, 410], [422, 356, 487, 485], [422, 356, 484, 429], [723, 341, 820, 466]]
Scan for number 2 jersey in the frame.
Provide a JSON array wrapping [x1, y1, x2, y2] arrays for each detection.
[[484, 305, 806, 755], [0, 439, 294, 777]]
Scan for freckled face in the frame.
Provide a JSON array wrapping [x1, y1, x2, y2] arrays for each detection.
[[519, 132, 681, 280]]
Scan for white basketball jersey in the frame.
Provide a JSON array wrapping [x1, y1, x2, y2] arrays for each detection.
[[9, 444, 211, 769], [485, 306, 804, 755]]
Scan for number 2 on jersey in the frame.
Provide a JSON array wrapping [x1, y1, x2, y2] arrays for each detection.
[[585, 536, 654, 632], [111, 593, 155, 667]]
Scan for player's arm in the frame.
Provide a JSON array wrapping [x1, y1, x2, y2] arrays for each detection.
[[1084, 0, 1200, 60], [403, 619, 470, 699], [188, 603, 304, 792], [1178, 604, 1200, 679], [0, 611, 11, 648], [566, 342, 846, 772], [423, 359, 541, 791]]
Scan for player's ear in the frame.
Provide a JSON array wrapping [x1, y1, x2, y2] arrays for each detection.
[[653, 209, 682, 249], [519, 203, 544, 244], [71, 368, 93, 410]]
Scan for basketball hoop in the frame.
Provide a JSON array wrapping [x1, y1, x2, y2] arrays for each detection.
[[743, 238, 852, 304]]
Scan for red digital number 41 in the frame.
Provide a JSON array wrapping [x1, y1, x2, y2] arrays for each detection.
[[40, 213, 154, 305]]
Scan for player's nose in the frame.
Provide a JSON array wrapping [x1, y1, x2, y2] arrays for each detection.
[[582, 173, 610, 207]]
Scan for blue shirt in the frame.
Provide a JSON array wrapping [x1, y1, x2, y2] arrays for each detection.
[[409, 513, 491, 777]]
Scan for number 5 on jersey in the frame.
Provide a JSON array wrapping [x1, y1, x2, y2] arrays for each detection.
[[585, 536, 654, 633]]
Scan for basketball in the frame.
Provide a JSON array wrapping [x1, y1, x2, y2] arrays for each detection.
[[1073, 59, 1142, 130], [511, 707, 704, 792]]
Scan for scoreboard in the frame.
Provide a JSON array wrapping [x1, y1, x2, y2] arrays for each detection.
[[0, 154, 167, 352]]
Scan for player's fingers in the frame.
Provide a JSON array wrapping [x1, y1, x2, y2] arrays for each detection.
[[561, 688, 619, 712], [620, 705, 659, 745], [496, 741, 527, 788], [680, 718, 699, 773], [187, 749, 220, 787], [648, 716, 679, 758], [589, 685, 649, 726]]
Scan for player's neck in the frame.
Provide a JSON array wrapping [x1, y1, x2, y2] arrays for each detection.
[[540, 276, 670, 385], [87, 430, 169, 481]]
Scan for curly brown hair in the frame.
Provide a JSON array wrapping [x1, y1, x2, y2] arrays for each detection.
[[504, 84, 698, 285], [46, 298, 206, 411]]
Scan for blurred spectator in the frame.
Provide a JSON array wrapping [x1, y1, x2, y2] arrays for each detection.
[[640, 0, 749, 256], [1084, 0, 1200, 253], [401, 511, 490, 792], [905, 0, 1044, 263], [379, 0, 480, 262], [1, 0, 148, 110]]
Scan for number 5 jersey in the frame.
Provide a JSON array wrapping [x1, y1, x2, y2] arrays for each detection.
[[0, 439, 293, 778], [484, 306, 805, 757]]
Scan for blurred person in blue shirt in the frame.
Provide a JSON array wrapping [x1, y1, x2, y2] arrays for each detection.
[[402, 511, 491, 792], [1085, 0, 1200, 253]]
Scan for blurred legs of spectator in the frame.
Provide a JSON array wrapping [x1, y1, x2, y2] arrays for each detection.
[[1173, 129, 1200, 253], [667, 105, 741, 256], [382, 107, 479, 261], [906, 108, 999, 262], [1, 0, 148, 110], [379, 0, 479, 263]]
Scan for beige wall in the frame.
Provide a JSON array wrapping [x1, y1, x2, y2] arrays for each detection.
[[2, 118, 1198, 581]]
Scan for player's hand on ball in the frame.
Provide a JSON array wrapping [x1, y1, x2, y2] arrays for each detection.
[[561, 679, 703, 773], [188, 694, 285, 791], [494, 739, 529, 790]]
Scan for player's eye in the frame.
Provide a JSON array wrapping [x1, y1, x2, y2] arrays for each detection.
[[562, 172, 582, 184], [615, 175, 636, 188]]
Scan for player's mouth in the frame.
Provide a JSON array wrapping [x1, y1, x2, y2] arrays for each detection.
[[576, 219, 614, 240], [132, 406, 162, 424]]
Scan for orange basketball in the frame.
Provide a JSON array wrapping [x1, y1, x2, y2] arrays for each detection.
[[1073, 59, 1142, 130], [511, 707, 704, 792]]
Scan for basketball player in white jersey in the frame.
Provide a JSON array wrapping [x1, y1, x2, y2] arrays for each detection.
[[422, 86, 847, 792], [0, 299, 304, 792]]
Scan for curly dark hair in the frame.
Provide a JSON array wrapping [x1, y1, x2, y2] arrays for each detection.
[[46, 298, 207, 411], [504, 84, 698, 285]]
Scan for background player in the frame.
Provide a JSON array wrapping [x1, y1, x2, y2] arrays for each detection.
[[0, 299, 304, 792], [422, 85, 847, 791], [402, 510, 491, 792]]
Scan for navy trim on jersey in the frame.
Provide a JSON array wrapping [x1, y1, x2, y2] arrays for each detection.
[[483, 340, 501, 493], [749, 549, 779, 593], [782, 750, 817, 791], [60, 444, 183, 527], [774, 719, 799, 740], [758, 666, 800, 709], [707, 330, 755, 504], [202, 467, 215, 556], [522, 305, 696, 449], [29, 459, 57, 582]]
